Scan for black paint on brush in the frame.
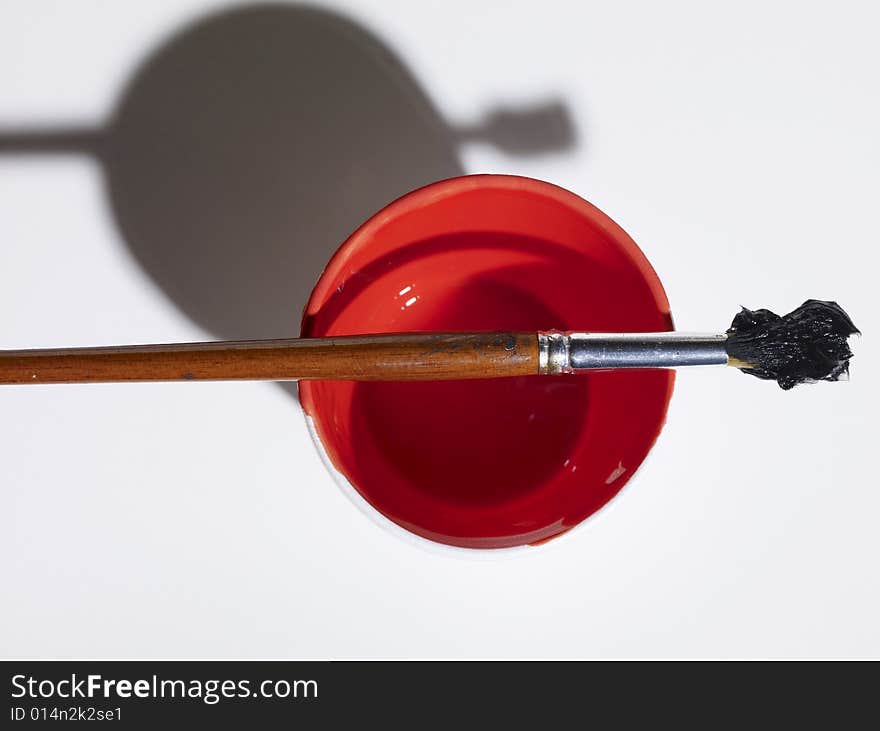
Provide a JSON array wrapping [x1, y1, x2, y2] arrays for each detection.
[[725, 300, 859, 389]]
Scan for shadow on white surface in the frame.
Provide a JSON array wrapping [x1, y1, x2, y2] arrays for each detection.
[[0, 3, 576, 408]]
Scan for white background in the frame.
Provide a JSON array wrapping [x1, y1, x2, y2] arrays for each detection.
[[1, 0, 877, 658]]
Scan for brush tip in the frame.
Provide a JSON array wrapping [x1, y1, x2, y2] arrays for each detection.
[[725, 299, 859, 389]]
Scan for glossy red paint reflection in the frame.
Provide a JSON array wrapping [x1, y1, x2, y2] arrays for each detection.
[[300, 175, 674, 549]]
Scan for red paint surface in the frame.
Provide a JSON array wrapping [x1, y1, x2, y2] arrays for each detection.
[[300, 175, 674, 549]]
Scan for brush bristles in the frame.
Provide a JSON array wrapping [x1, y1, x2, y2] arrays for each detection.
[[725, 300, 858, 389]]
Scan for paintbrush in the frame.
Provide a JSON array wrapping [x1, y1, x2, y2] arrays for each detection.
[[0, 300, 858, 390]]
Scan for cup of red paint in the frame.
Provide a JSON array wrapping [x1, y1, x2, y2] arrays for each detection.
[[300, 175, 673, 551]]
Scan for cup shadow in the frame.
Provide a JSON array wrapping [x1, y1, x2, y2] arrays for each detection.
[[0, 3, 578, 399]]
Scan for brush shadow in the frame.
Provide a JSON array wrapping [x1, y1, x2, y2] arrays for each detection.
[[0, 3, 578, 399]]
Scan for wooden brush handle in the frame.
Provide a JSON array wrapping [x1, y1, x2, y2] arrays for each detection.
[[0, 332, 539, 385]]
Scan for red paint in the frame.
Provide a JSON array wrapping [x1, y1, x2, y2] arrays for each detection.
[[300, 175, 674, 549]]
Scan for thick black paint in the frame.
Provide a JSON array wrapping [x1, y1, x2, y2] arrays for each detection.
[[726, 300, 859, 389]]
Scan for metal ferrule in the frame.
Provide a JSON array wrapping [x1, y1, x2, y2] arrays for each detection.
[[537, 331, 729, 374]]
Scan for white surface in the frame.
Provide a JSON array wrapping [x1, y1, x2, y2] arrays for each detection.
[[2, 0, 877, 659]]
